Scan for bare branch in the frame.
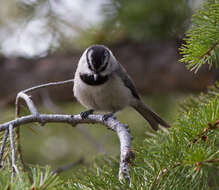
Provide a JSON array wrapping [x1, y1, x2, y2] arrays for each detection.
[[1, 78, 134, 183], [15, 79, 74, 117], [22, 79, 74, 94], [15, 92, 39, 117], [15, 92, 39, 181], [9, 124, 16, 182], [0, 113, 134, 183]]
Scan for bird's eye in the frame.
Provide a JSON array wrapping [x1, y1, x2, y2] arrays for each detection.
[[103, 50, 109, 63], [104, 50, 109, 58]]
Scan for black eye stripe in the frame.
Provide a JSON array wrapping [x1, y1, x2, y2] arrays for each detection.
[[99, 50, 110, 72], [99, 61, 108, 72]]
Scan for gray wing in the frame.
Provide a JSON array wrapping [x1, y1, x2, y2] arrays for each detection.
[[115, 63, 140, 100]]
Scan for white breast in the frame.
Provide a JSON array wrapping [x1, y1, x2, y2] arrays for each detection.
[[73, 72, 133, 112]]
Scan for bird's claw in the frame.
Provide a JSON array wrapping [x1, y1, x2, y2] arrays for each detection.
[[80, 109, 94, 119], [102, 112, 115, 121]]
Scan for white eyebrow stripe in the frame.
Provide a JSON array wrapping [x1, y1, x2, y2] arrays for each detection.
[[87, 49, 94, 70]]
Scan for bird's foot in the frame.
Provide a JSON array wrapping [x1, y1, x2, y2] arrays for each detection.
[[102, 112, 116, 121], [80, 109, 94, 119]]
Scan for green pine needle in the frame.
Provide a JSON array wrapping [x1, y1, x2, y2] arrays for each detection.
[[180, 0, 219, 72]]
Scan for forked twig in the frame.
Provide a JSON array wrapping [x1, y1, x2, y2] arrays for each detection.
[[14, 79, 74, 180], [0, 79, 134, 184], [0, 113, 134, 183]]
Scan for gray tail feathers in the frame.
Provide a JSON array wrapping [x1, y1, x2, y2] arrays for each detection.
[[132, 100, 170, 131]]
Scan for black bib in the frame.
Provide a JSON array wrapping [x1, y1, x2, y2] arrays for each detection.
[[80, 73, 109, 86]]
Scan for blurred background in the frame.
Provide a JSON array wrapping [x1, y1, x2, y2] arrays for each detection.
[[0, 0, 217, 176]]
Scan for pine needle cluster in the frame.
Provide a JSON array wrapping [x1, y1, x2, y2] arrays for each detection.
[[180, 0, 219, 72]]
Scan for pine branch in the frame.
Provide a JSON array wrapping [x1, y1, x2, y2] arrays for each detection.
[[180, 0, 219, 72], [190, 120, 219, 146], [199, 42, 219, 59]]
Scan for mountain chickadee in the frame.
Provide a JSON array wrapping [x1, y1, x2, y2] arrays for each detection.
[[73, 45, 170, 130]]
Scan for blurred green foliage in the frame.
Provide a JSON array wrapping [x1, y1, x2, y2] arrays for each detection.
[[78, 0, 191, 47], [99, 0, 190, 42]]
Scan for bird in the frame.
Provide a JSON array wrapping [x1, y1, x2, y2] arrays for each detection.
[[73, 44, 170, 130]]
